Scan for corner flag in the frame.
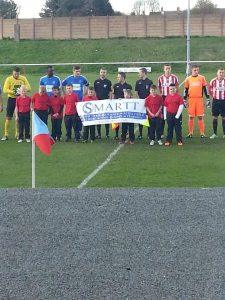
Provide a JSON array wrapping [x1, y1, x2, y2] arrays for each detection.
[[32, 112, 55, 156]]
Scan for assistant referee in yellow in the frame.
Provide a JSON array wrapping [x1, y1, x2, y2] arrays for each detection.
[[1, 66, 31, 141]]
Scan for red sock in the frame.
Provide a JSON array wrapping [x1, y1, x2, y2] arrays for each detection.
[[198, 119, 205, 135], [188, 119, 194, 134]]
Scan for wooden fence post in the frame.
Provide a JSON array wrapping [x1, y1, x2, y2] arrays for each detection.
[[221, 14, 224, 36], [182, 13, 185, 36], [163, 14, 166, 37], [0, 17, 3, 40], [202, 14, 205, 36], [32, 18, 35, 40], [14, 18, 20, 42], [144, 15, 148, 37], [70, 16, 72, 40], [125, 16, 128, 38], [88, 16, 91, 39], [51, 16, 54, 39], [107, 15, 110, 38]]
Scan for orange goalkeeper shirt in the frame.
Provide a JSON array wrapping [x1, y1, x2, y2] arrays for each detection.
[[184, 75, 207, 98]]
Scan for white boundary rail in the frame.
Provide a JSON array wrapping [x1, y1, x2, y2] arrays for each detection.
[[0, 61, 225, 67]]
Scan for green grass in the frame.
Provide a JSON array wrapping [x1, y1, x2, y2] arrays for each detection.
[[0, 37, 224, 188], [0, 36, 225, 74], [0, 36, 224, 63], [0, 138, 119, 187], [89, 135, 225, 187]]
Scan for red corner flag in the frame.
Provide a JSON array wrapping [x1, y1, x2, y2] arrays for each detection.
[[32, 112, 55, 156]]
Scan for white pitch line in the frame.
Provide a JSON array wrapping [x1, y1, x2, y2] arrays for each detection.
[[179, 80, 185, 88], [77, 143, 124, 189], [77, 79, 186, 189], [77, 127, 139, 188]]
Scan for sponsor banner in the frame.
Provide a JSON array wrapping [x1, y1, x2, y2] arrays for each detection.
[[77, 98, 147, 126]]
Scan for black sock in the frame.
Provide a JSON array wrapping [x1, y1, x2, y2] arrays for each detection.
[[213, 119, 218, 134], [222, 119, 225, 135]]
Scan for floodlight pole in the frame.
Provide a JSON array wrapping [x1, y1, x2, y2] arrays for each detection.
[[186, 0, 191, 76]]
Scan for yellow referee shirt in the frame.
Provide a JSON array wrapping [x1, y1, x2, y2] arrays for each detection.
[[3, 75, 31, 99]]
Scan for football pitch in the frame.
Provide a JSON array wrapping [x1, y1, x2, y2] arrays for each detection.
[[1, 35, 225, 300], [0, 71, 225, 188]]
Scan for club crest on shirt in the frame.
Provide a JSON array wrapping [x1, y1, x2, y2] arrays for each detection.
[[190, 82, 201, 87], [162, 83, 170, 87], [216, 86, 225, 91]]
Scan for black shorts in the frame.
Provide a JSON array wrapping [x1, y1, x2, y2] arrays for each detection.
[[6, 97, 16, 118], [212, 99, 225, 117]]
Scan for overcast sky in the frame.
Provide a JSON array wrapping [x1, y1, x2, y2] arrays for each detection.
[[16, 0, 225, 18]]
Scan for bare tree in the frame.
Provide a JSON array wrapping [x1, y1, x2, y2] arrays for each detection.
[[132, 0, 143, 15], [145, 0, 160, 13], [132, 0, 160, 15]]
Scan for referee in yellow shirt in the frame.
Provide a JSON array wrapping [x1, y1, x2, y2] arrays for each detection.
[[1, 66, 31, 141]]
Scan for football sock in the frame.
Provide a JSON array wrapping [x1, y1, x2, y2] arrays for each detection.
[[97, 125, 101, 136], [4, 119, 10, 136], [222, 119, 225, 135], [198, 119, 205, 135], [139, 125, 143, 136], [188, 119, 194, 134], [213, 119, 218, 134], [161, 120, 165, 135], [15, 121, 19, 138], [115, 127, 119, 137], [105, 124, 109, 136]]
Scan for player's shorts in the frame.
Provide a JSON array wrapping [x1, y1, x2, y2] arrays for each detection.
[[6, 97, 16, 118], [212, 99, 225, 117], [188, 97, 204, 117]]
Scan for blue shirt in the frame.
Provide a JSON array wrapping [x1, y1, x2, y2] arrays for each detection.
[[39, 75, 61, 96], [62, 75, 89, 101]]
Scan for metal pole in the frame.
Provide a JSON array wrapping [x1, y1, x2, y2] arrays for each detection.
[[32, 111, 36, 188], [186, 0, 191, 76]]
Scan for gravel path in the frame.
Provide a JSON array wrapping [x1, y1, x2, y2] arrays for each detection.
[[1, 188, 225, 299]]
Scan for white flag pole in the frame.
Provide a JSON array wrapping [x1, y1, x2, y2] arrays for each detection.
[[32, 110, 36, 188]]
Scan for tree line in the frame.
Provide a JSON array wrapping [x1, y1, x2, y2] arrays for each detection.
[[0, 0, 219, 19]]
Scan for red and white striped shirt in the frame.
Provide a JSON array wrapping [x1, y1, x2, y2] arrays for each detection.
[[209, 77, 225, 100], [158, 74, 179, 96]]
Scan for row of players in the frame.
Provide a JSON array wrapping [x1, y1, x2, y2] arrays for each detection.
[[0, 64, 224, 145], [8, 83, 183, 146]]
